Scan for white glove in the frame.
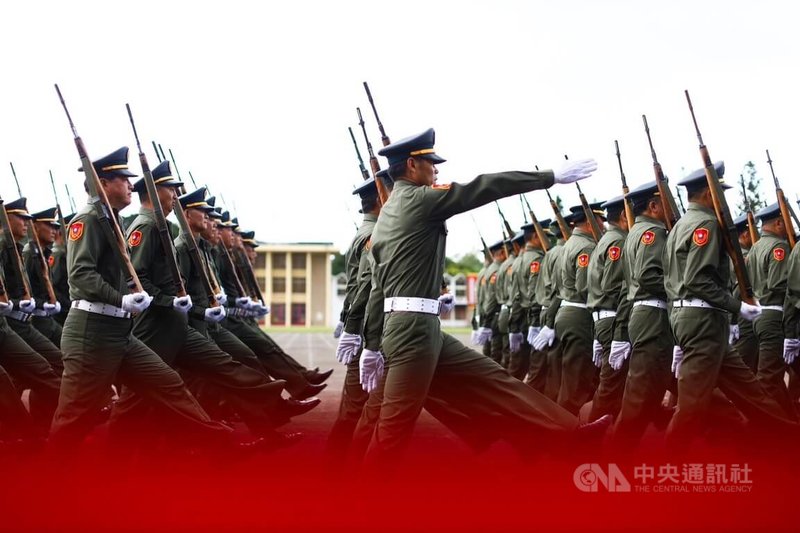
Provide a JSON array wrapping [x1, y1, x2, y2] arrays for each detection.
[[359, 349, 384, 393], [235, 296, 252, 309], [527, 326, 541, 346], [728, 324, 740, 345], [173, 295, 193, 314], [609, 340, 632, 371], [739, 301, 762, 322], [215, 292, 228, 306], [333, 321, 344, 339], [671, 346, 684, 378], [254, 303, 269, 316], [592, 339, 604, 368], [553, 158, 598, 185], [19, 299, 36, 314], [204, 306, 226, 323], [783, 338, 800, 365], [470, 329, 480, 344], [475, 327, 493, 345], [336, 332, 362, 365], [0, 300, 13, 316], [438, 293, 455, 316], [44, 301, 61, 316], [532, 325, 556, 351], [509, 332, 524, 353], [121, 292, 153, 313]]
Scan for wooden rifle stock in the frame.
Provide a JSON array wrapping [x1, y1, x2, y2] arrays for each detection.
[[0, 193, 33, 300], [766, 150, 797, 250], [642, 115, 680, 230], [521, 194, 550, 252], [614, 140, 635, 228]]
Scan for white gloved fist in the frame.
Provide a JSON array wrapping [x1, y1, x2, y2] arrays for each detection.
[[19, 299, 36, 314], [235, 296, 252, 309], [215, 292, 228, 306], [671, 346, 684, 378], [553, 158, 598, 185], [475, 327, 493, 345], [470, 329, 480, 345], [783, 338, 800, 365], [592, 339, 604, 368], [739, 301, 762, 322], [438, 293, 455, 316], [532, 325, 556, 351], [728, 324, 740, 345], [204, 306, 226, 323], [336, 332, 362, 365], [359, 349, 384, 393], [0, 300, 13, 316], [609, 340, 632, 371], [173, 295, 193, 314], [333, 321, 344, 339], [254, 303, 269, 317], [527, 326, 541, 346], [44, 301, 61, 316], [121, 292, 153, 313], [509, 332, 524, 353]]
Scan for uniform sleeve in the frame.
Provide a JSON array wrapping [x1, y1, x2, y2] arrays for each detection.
[[683, 221, 740, 314], [767, 242, 790, 297], [67, 216, 124, 307], [509, 263, 523, 333], [175, 238, 206, 320], [343, 252, 372, 335], [129, 225, 173, 308], [422, 171, 555, 221], [363, 259, 386, 352]]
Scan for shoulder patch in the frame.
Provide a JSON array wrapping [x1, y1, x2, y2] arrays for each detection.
[[48, 255, 55, 267], [489, 273, 497, 285], [68, 221, 84, 242], [431, 183, 451, 191], [608, 246, 622, 261], [774, 247, 786, 262], [128, 230, 143, 247], [530, 261, 541, 275], [693, 228, 709, 247], [577, 253, 590, 268], [641, 231, 656, 246]]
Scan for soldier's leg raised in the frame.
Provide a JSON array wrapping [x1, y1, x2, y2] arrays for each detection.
[[6, 318, 64, 376], [327, 348, 369, 461], [733, 319, 758, 373], [32, 316, 63, 349]]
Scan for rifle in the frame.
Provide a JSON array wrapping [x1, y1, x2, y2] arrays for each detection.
[[0, 192, 33, 300], [0, 267, 7, 304], [684, 90, 753, 303], [230, 239, 265, 303], [125, 103, 187, 298], [642, 115, 680, 230], [356, 107, 390, 205], [188, 171, 199, 190], [564, 154, 603, 241], [545, 189, 571, 240], [521, 194, 550, 252], [172, 187, 220, 306], [614, 140, 635, 228], [495, 200, 516, 240], [469, 213, 492, 262], [64, 184, 77, 213], [676, 187, 687, 214], [348, 127, 370, 181], [766, 150, 798, 249], [363, 82, 390, 147], [10, 163, 57, 305], [739, 175, 760, 245], [152, 141, 163, 163], [49, 170, 69, 243]]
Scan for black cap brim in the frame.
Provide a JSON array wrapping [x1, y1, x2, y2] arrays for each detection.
[[420, 153, 446, 165]]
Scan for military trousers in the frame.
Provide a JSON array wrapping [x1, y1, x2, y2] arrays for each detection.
[[612, 306, 673, 451], [326, 347, 369, 462], [0, 319, 60, 435], [734, 318, 758, 373], [666, 307, 797, 454], [50, 309, 231, 452], [554, 306, 598, 415], [363, 312, 578, 472], [7, 317, 64, 376], [589, 316, 629, 422], [32, 316, 63, 350], [753, 310, 797, 421], [542, 339, 563, 401]]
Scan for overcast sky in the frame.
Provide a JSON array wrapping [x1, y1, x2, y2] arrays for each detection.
[[1, 0, 798, 259]]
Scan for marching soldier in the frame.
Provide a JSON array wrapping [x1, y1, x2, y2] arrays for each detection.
[[732, 214, 758, 372], [50, 212, 74, 326], [25, 207, 64, 347], [471, 251, 492, 360], [476, 239, 507, 361], [497, 232, 523, 368], [586, 196, 630, 423]]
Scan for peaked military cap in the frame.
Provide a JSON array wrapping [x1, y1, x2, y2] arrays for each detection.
[[378, 128, 447, 166], [206, 196, 217, 208], [625, 180, 660, 201], [31, 207, 60, 226], [678, 161, 731, 190], [79, 147, 137, 179], [353, 177, 379, 198], [232, 217, 244, 233], [511, 230, 526, 244], [488, 239, 506, 253], [569, 202, 606, 222], [178, 187, 214, 211], [601, 195, 627, 212], [733, 214, 749, 231], [4, 197, 33, 219], [209, 206, 223, 220], [64, 213, 76, 225], [755, 202, 782, 222], [219, 210, 236, 227], [240, 230, 257, 247], [132, 160, 184, 193]]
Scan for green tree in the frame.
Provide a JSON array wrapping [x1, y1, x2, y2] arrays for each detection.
[[736, 161, 767, 216], [330, 252, 345, 275], [445, 253, 483, 275]]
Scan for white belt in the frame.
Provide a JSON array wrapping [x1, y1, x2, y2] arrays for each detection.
[[71, 300, 131, 319], [633, 299, 668, 310], [561, 301, 588, 309], [762, 305, 783, 313], [384, 297, 440, 315], [31, 309, 49, 317], [5, 310, 32, 322], [592, 310, 616, 322], [672, 299, 721, 311]]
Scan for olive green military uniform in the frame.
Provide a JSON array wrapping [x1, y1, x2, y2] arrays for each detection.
[[508, 243, 544, 381], [783, 244, 800, 404], [0, 238, 64, 376], [748, 231, 796, 419], [473, 264, 492, 359], [587, 224, 630, 422], [362, 173, 579, 468], [733, 249, 758, 372], [554, 227, 598, 414], [663, 203, 796, 452], [480, 257, 503, 363], [536, 239, 566, 397], [23, 242, 63, 347], [496, 250, 516, 368], [50, 242, 71, 326], [49, 205, 231, 451], [612, 215, 674, 449]]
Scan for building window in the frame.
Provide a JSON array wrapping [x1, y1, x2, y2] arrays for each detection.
[[291, 303, 306, 326], [272, 277, 286, 293], [291, 253, 306, 269], [271, 303, 285, 325], [255, 252, 266, 269], [454, 274, 467, 300], [272, 253, 286, 269], [292, 277, 306, 294], [336, 273, 347, 296]]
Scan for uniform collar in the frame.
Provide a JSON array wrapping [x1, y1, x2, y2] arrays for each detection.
[[688, 202, 715, 216], [363, 213, 378, 223], [634, 214, 666, 229]]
